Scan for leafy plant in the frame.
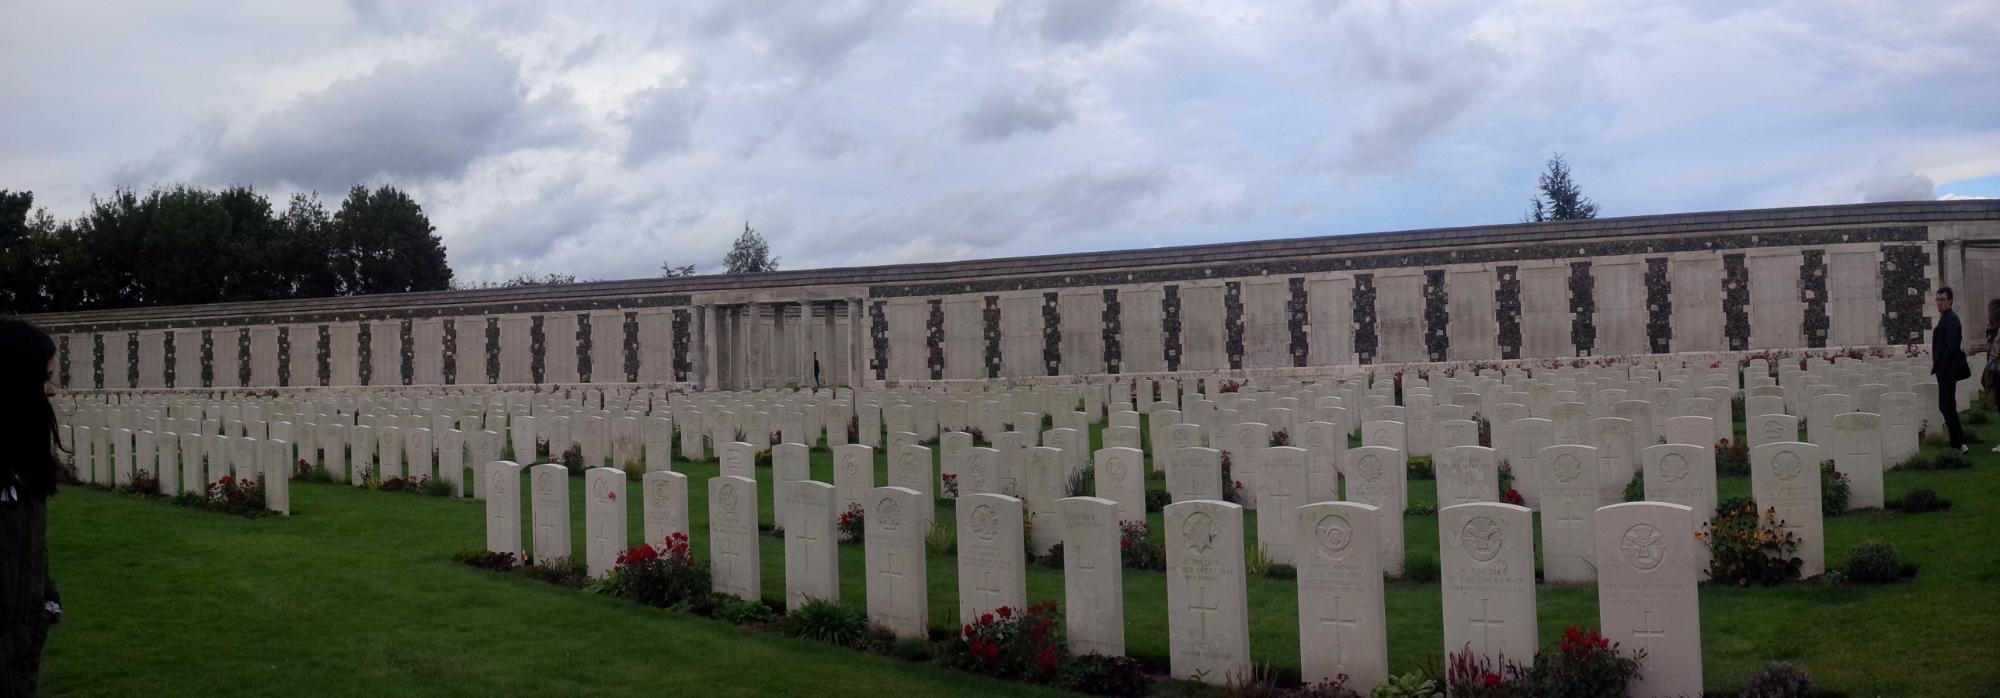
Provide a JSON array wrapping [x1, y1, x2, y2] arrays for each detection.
[[1904, 449, 1969, 471], [173, 476, 272, 517], [1716, 438, 1750, 476], [418, 475, 456, 497], [1700, 498, 1803, 587], [1966, 408, 1992, 426], [1843, 540, 1908, 584], [118, 469, 161, 497], [837, 503, 866, 543], [1406, 503, 1438, 516], [1119, 520, 1166, 571], [1035, 542, 1065, 569], [1523, 626, 1643, 698], [720, 596, 780, 624], [1893, 485, 1951, 513], [1407, 456, 1435, 480], [1820, 460, 1850, 516], [778, 600, 870, 647], [1144, 489, 1172, 513], [942, 601, 1067, 682], [1622, 471, 1645, 503], [1369, 672, 1444, 698], [522, 556, 589, 588], [1245, 543, 1276, 579], [925, 521, 956, 556], [1067, 465, 1095, 497], [451, 548, 520, 571], [755, 448, 773, 469], [1053, 654, 1151, 697], [600, 532, 712, 609], [561, 446, 587, 477], [1269, 431, 1292, 447], [1445, 645, 1529, 696], [1738, 662, 1814, 698], [941, 473, 960, 498]]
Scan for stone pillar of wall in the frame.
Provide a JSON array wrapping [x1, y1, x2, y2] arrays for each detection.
[[1669, 255, 1724, 352], [1307, 276, 1354, 367], [1593, 260, 1646, 356], [137, 330, 166, 389], [1447, 268, 1497, 361], [1829, 247, 1885, 346], [848, 298, 867, 386]]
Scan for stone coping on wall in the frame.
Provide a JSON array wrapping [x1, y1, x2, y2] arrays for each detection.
[[25, 200, 2000, 331]]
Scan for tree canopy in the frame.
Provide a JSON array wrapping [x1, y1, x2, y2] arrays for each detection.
[[1524, 153, 1600, 222], [0, 184, 451, 314], [722, 223, 779, 274]]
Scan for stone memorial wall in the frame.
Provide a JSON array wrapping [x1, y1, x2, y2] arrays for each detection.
[[25, 201, 2000, 393]]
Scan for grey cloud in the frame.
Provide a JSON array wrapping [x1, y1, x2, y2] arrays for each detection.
[[694, 0, 909, 73], [197, 45, 580, 193], [960, 83, 1076, 143], [623, 80, 708, 165], [1859, 167, 1935, 203], [1338, 45, 1499, 172], [993, 0, 1143, 46], [801, 164, 1173, 264]]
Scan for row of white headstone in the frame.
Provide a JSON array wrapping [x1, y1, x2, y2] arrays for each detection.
[[480, 459, 1704, 695]]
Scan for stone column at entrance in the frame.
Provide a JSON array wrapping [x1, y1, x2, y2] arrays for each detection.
[[848, 298, 867, 386], [701, 305, 719, 391], [822, 302, 838, 387]]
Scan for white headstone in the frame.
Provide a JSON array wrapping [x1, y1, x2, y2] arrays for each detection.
[[584, 468, 628, 579], [485, 461, 524, 557], [1596, 502, 1703, 698], [1832, 412, 1884, 510], [1060, 496, 1125, 657], [1165, 499, 1251, 684], [1295, 501, 1387, 689], [1750, 442, 1825, 577], [784, 480, 839, 610], [956, 493, 1027, 625], [531, 464, 571, 564], [866, 486, 929, 638], [1093, 447, 1147, 524], [709, 475, 762, 601], [834, 444, 876, 515], [1538, 444, 1602, 583], [1439, 502, 1537, 667], [642, 469, 689, 548]]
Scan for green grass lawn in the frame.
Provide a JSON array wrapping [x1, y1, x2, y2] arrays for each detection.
[[44, 411, 2000, 695]]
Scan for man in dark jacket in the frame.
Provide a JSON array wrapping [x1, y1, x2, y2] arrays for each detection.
[[1932, 287, 1972, 452]]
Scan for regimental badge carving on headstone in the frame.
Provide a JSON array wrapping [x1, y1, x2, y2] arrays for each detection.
[[1460, 516, 1504, 562], [719, 482, 740, 514], [971, 504, 999, 541], [1354, 453, 1382, 482], [1773, 451, 1802, 481], [876, 494, 903, 530], [1182, 510, 1217, 555], [1553, 453, 1583, 483], [1659, 452, 1689, 483], [1314, 514, 1353, 560], [1620, 524, 1666, 571]]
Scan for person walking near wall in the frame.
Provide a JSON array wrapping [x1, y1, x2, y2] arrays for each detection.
[[1932, 288, 1972, 454], [0, 318, 66, 697], [812, 352, 823, 390]]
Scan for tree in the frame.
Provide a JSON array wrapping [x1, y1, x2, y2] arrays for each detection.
[[1524, 153, 1599, 222], [722, 223, 779, 274], [659, 261, 698, 278], [0, 184, 460, 314], [328, 185, 454, 295]]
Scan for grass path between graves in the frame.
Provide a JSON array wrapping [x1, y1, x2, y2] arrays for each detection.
[[46, 413, 2000, 695]]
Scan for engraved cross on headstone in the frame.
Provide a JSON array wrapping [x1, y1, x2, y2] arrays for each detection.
[[795, 515, 821, 576], [1553, 500, 1587, 554], [1469, 597, 1504, 654], [1189, 585, 1222, 653], [1318, 595, 1361, 670], [1632, 609, 1668, 654]]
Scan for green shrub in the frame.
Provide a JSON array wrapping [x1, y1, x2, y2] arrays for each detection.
[[1844, 541, 1907, 584], [1119, 521, 1166, 571], [600, 533, 713, 609], [889, 636, 931, 662], [1906, 449, 1969, 471], [1407, 456, 1435, 480], [1053, 654, 1151, 697], [1700, 498, 1803, 587], [1066, 465, 1095, 497], [1144, 489, 1172, 513], [1894, 485, 1951, 513], [451, 548, 520, 571], [1622, 471, 1645, 503], [418, 476, 456, 497], [716, 598, 780, 625], [925, 521, 956, 556], [522, 556, 589, 588], [1369, 672, 1444, 698], [778, 600, 871, 648], [1400, 553, 1441, 583], [1820, 460, 1850, 516], [301, 466, 341, 485], [941, 601, 1066, 682], [1522, 626, 1643, 698], [837, 503, 865, 543], [1406, 503, 1438, 516], [1035, 542, 1065, 569], [1716, 438, 1751, 477], [1738, 662, 1814, 698], [1966, 408, 1992, 426]]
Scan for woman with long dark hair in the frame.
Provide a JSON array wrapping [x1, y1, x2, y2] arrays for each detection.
[[0, 318, 64, 696]]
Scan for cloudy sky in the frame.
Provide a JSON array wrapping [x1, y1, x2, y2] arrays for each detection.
[[5, 0, 1998, 284]]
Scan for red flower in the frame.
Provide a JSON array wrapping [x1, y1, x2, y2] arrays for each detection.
[[1034, 646, 1060, 673], [979, 613, 994, 625], [608, 491, 618, 501], [1120, 538, 1132, 549], [1483, 673, 1502, 687], [997, 606, 1012, 619], [963, 624, 975, 638]]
